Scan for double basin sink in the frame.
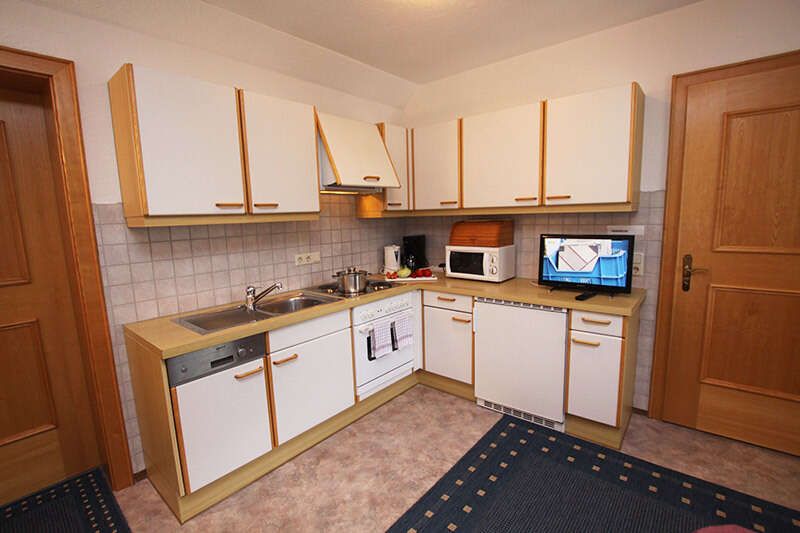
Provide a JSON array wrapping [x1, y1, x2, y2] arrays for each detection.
[[176, 291, 342, 335]]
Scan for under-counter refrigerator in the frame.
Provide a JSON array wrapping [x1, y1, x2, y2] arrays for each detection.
[[473, 298, 567, 430]]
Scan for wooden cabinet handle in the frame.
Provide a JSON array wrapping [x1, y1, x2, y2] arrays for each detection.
[[572, 338, 601, 347], [387, 202, 402, 207], [234, 366, 263, 380], [437, 296, 456, 302], [254, 202, 279, 208], [452, 316, 471, 324], [581, 317, 612, 326], [272, 354, 299, 366], [363, 176, 381, 181], [545, 195, 572, 200], [440, 200, 458, 205], [514, 196, 537, 202], [215, 202, 244, 208]]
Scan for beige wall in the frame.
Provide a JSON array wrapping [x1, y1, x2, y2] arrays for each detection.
[[0, 0, 405, 204], [403, 0, 800, 192]]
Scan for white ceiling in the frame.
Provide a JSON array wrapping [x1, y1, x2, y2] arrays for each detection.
[[203, 0, 701, 83]]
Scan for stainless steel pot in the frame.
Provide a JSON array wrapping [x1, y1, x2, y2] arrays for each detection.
[[332, 266, 369, 295]]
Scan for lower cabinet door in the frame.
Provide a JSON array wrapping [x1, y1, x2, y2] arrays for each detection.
[[270, 328, 354, 444], [173, 359, 272, 493], [423, 306, 473, 384], [567, 330, 623, 426]]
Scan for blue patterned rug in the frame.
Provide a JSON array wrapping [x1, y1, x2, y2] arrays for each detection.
[[389, 416, 799, 533], [0, 468, 130, 533]]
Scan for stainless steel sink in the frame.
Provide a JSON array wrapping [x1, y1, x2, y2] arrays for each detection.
[[256, 292, 341, 315], [176, 306, 271, 334], [176, 291, 342, 334]]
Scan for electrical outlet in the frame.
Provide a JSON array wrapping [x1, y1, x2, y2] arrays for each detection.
[[632, 252, 645, 277], [294, 252, 321, 266]]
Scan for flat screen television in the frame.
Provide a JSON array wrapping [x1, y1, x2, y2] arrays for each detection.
[[538, 234, 634, 295]]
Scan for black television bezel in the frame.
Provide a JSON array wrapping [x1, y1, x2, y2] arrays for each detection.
[[537, 234, 635, 295]]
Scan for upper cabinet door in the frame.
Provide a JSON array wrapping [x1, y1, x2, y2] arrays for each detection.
[[382, 124, 410, 211], [133, 65, 245, 215], [462, 104, 541, 208], [544, 82, 643, 206], [241, 91, 319, 214], [316, 112, 400, 188], [413, 119, 460, 210]]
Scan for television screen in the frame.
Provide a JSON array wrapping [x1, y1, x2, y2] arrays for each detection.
[[538, 234, 634, 294]]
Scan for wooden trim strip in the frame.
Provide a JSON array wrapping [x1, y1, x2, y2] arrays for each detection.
[[616, 322, 628, 427], [236, 89, 252, 214], [539, 100, 546, 206], [170, 388, 192, 495], [314, 109, 343, 185], [263, 348, 279, 449], [458, 117, 464, 208]]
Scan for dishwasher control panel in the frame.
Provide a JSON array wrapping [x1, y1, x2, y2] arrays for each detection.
[[166, 333, 266, 387]]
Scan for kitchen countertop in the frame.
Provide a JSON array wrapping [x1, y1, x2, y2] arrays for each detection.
[[124, 277, 645, 359]]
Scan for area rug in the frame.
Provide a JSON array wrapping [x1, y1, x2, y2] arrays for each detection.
[[389, 416, 799, 533], [0, 468, 130, 533]]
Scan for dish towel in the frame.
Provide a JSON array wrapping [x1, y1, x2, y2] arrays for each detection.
[[394, 313, 414, 350], [372, 318, 394, 359]]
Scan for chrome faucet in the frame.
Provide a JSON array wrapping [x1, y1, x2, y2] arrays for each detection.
[[245, 282, 283, 311]]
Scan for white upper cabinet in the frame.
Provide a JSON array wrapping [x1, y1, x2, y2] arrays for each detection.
[[241, 91, 319, 214], [382, 124, 410, 211], [462, 104, 541, 208], [133, 65, 245, 215], [316, 112, 400, 189], [544, 82, 643, 206], [412, 119, 460, 210]]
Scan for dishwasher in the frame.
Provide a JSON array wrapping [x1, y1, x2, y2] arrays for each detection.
[[473, 297, 567, 431], [166, 333, 272, 493]]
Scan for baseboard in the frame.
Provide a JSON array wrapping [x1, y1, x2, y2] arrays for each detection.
[[416, 370, 475, 401]]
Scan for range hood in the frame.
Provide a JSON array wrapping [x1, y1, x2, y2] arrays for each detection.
[[316, 111, 401, 192]]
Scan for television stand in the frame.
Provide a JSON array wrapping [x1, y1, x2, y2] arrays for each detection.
[[575, 292, 598, 301]]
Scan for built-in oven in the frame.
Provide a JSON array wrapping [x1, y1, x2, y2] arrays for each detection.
[[445, 244, 516, 282], [352, 293, 418, 399]]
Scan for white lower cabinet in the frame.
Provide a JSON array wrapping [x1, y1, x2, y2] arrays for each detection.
[[173, 359, 272, 493], [270, 328, 354, 444], [567, 330, 623, 426], [423, 305, 473, 384]]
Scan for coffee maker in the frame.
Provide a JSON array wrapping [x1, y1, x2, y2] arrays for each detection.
[[401, 235, 428, 270]]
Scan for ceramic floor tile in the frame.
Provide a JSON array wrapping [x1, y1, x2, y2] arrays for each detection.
[[115, 385, 799, 532]]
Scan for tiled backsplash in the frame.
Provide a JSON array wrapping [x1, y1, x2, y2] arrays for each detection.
[[96, 192, 663, 473], [95, 195, 404, 472]]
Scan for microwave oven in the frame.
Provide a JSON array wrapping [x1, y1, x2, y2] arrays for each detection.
[[445, 245, 516, 282]]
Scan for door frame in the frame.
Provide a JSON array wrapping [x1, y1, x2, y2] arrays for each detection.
[[0, 45, 133, 489], [648, 49, 800, 419]]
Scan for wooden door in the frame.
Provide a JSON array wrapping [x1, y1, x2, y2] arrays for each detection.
[[412, 120, 460, 210], [544, 83, 641, 206], [423, 306, 472, 384], [0, 88, 100, 503], [462, 103, 541, 208], [134, 65, 245, 215], [383, 124, 410, 211], [659, 53, 800, 455], [241, 90, 319, 214]]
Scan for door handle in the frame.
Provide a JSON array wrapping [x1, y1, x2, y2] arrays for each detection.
[[682, 254, 709, 292], [363, 176, 381, 182], [234, 366, 263, 380], [272, 354, 299, 366]]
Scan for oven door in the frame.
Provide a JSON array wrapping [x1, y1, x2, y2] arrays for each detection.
[[354, 311, 415, 396], [446, 248, 489, 280]]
